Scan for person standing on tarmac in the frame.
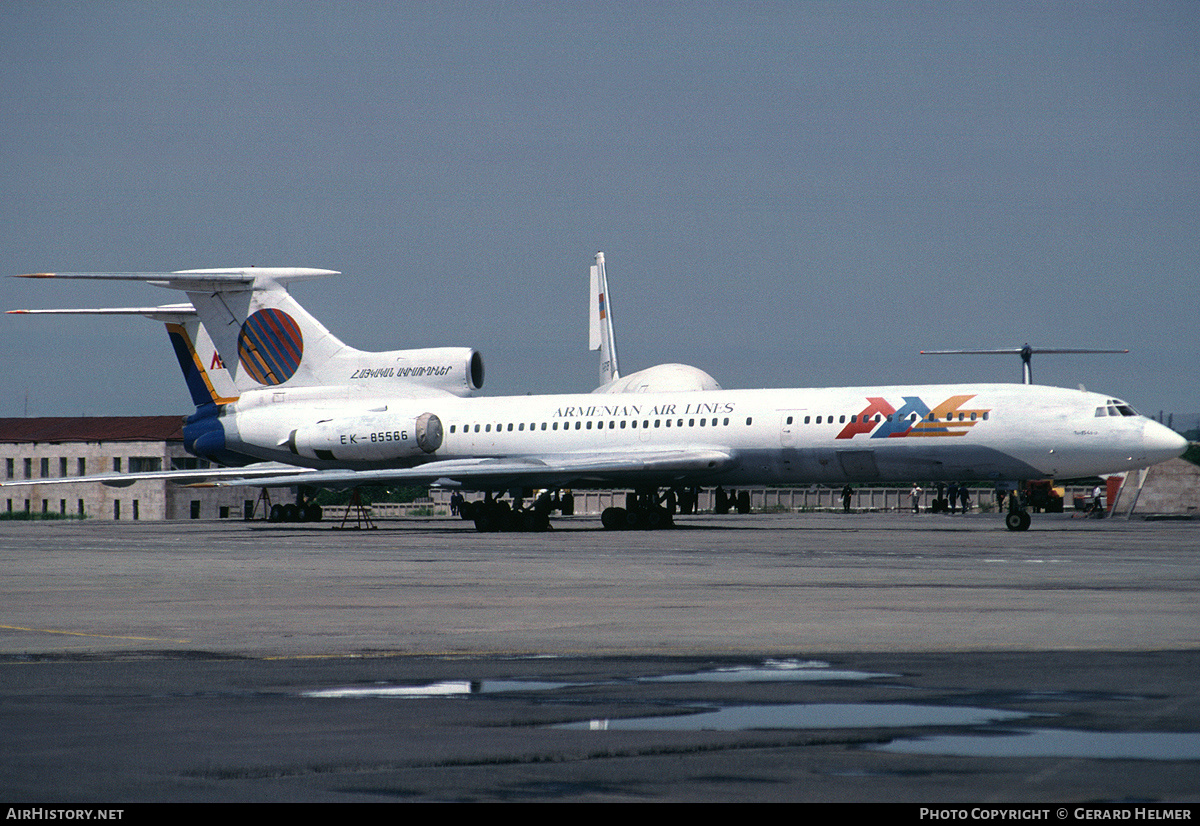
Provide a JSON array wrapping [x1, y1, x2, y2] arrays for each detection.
[[910, 483, 923, 513], [842, 485, 853, 513]]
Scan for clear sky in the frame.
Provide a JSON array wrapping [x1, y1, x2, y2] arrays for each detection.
[[3, 1, 1196, 425]]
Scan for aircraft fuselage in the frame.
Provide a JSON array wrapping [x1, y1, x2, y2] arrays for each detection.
[[209, 382, 1184, 489]]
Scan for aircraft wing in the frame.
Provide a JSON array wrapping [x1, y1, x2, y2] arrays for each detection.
[[0, 463, 317, 490], [216, 448, 737, 491], [0, 449, 735, 492]]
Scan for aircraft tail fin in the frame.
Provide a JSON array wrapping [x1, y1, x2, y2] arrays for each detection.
[[588, 252, 620, 387], [15, 268, 351, 391]]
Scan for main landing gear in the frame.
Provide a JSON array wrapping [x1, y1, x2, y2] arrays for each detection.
[[1005, 490, 1031, 531], [600, 488, 677, 531], [265, 487, 324, 523], [459, 492, 553, 533]]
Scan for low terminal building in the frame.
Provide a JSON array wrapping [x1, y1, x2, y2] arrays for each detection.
[[1, 417, 260, 520]]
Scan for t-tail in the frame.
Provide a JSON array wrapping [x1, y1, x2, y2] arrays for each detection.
[[13, 268, 485, 398]]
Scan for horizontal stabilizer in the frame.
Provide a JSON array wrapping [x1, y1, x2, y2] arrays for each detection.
[[921, 345, 1129, 384], [8, 304, 197, 320], [15, 268, 339, 291]]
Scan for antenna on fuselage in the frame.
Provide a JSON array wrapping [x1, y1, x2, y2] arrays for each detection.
[[920, 345, 1130, 384]]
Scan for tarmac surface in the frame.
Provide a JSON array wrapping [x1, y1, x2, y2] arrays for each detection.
[[1, 511, 1198, 803]]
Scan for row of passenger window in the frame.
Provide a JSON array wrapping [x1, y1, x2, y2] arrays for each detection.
[[449, 416, 750, 435], [786, 411, 988, 425]]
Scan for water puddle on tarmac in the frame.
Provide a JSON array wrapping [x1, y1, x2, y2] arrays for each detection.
[[298, 659, 1198, 759], [301, 658, 887, 699], [302, 679, 569, 698], [556, 703, 1031, 731], [637, 659, 896, 683], [874, 728, 1200, 760]]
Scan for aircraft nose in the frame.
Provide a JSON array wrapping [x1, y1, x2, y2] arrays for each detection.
[[1142, 420, 1189, 464]]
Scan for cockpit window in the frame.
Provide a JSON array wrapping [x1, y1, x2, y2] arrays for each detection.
[[1098, 400, 1139, 417]]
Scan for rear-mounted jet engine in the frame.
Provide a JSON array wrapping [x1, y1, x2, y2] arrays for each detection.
[[287, 411, 443, 462]]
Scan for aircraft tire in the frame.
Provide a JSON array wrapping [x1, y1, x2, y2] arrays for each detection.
[[643, 507, 666, 530], [600, 507, 626, 530], [304, 503, 323, 522], [1005, 511, 1031, 532], [269, 504, 284, 523]]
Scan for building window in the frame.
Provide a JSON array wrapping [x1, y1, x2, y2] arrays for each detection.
[[113, 458, 122, 473], [40, 458, 49, 478], [5, 458, 12, 479], [78, 458, 86, 475], [24, 458, 32, 479], [59, 457, 68, 477], [128, 457, 162, 473], [113, 500, 120, 520]]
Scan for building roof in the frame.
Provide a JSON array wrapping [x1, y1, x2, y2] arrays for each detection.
[[0, 417, 185, 444]]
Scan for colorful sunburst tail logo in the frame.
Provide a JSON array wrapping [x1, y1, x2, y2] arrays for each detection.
[[237, 308, 304, 385]]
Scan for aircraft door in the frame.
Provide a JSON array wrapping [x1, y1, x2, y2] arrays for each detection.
[[779, 410, 804, 479]]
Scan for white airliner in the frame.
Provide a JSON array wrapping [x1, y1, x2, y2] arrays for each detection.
[[6, 255, 1187, 531]]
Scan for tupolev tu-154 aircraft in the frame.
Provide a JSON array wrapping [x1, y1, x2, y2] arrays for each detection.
[[6, 253, 1187, 531]]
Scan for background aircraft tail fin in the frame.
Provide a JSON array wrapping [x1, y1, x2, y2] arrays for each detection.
[[588, 252, 620, 387]]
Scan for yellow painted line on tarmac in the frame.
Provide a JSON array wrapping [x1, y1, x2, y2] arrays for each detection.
[[0, 624, 190, 643]]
